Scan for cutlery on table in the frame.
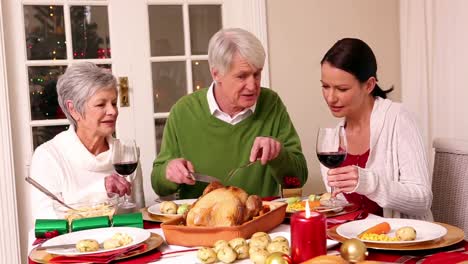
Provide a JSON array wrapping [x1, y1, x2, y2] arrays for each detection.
[[25, 176, 77, 211], [188, 172, 220, 183], [227, 160, 257, 181]]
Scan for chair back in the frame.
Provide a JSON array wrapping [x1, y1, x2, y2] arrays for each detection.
[[431, 138, 468, 234]]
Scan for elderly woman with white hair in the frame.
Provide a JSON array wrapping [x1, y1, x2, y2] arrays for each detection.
[[151, 28, 308, 198], [29, 62, 144, 219]]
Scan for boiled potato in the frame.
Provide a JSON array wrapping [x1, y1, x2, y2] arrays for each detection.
[[213, 240, 229, 253], [103, 238, 121, 250], [271, 236, 288, 244], [75, 239, 99, 252], [251, 232, 270, 240], [228, 237, 247, 250], [234, 244, 249, 259], [267, 241, 290, 254], [160, 201, 177, 214], [112, 232, 133, 246], [250, 235, 270, 248], [396, 226, 417, 241], [197, 247, 217, 264], [249, 248, 269, 264], [217, 245, 237, 263]]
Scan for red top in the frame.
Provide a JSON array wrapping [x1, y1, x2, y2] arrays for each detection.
[[340, 150, 383, 216]]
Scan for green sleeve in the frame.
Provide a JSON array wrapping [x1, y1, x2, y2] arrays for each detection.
[[151, 109, 180, 196], [268, 99, 308, 187]]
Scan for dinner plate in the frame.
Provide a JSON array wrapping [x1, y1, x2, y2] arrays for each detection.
[[273, 197, 358, 218], [337, 218, 447, 245], [42, 227, 151, 256], [147, 199, 197, 216]]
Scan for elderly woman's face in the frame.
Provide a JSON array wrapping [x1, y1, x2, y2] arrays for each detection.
[[213, 53, 262, 115], [320, 62, 370, 118], [77, 88, 118, 137]]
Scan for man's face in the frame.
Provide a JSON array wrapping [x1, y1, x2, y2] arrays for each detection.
[[212, 53, 262, 116]]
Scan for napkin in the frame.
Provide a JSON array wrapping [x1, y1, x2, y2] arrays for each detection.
[[422, 252, 468, 263], [48, 243, 147, 263], [115, 248, 198, 264]]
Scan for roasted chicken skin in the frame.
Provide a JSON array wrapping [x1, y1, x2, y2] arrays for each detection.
[[186, 183, 262, 227]]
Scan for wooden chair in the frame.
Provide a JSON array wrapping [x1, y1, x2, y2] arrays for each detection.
[[431, 138, 468, 234]]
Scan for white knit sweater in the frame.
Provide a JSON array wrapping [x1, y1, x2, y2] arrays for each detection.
[[321, 97, 434, 220], [29, 128, 144, 219]]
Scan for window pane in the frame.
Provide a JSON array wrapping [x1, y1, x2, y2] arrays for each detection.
[[70, 6, 111, 59], [189, 5, 221, 55], [148, 5, 184, 56], [33, 125, 69, 149], [24, 5, 66, 60], [155, 119, 167, 154], [28, 66, 67, 120], [152, 61, 186, 113], [192, 60, 211, 91]]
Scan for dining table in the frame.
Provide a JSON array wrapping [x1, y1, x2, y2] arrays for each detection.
[[28, 203, 468, 264]]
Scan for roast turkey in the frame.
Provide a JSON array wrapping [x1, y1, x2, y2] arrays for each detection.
[[186, 182, 262, 227]]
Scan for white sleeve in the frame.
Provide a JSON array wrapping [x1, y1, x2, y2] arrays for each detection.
[[356, 108, 432, 217], [29, 145, 64, 220]]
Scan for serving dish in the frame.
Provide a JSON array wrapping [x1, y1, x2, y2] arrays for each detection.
[[161, 201, 287, 247], [53, 192, 120, 223]]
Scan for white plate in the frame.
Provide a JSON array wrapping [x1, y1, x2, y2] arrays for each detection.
[[273, 197, 345, 213], [42, 227, 150, 256], [147, 199, 197, 216], [336, 218, 447, 244]]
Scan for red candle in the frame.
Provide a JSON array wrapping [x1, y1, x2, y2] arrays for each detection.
[[290, 210, 326, 263]]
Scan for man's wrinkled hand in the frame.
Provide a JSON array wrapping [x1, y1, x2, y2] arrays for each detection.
[[166, 158, 196, 185], [249, 137, 282, 165]]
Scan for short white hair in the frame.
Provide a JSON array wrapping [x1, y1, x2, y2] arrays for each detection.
[[208, 28, 265, 75], [56, 62, 117, 128]]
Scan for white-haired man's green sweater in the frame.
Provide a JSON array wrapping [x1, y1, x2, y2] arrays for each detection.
[[151, 88, 308, 198]]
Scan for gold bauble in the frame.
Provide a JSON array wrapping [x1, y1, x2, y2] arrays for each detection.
[[340, 238, 368, 263], [265, 252, 291, 264]]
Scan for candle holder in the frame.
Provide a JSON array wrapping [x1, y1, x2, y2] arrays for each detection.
[[290, 210, 326, 263]]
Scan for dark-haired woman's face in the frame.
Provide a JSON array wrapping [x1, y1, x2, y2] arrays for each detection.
[[320, 62, 370, 118]]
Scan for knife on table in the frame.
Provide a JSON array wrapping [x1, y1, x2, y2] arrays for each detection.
[[36, 243, 80, 250], [188, 172, 220, 183]]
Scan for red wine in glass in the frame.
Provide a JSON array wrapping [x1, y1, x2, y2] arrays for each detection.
[[317, 152, 346, 169], [316, 127, 348, 207], [114, 162, 138, 176], [111, 139, 139, 209]]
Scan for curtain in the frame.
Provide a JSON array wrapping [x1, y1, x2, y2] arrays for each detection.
[[400, 0, 468, 152]]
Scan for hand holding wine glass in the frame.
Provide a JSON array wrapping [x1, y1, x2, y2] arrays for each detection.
[[316, 127, 347, 207], [112, 139, 139, 209]]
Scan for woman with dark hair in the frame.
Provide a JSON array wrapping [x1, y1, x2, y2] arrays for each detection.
[[319, 38, 433, 220]]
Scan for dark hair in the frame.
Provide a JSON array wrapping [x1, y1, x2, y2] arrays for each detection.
[[320, 38, 393, 99]]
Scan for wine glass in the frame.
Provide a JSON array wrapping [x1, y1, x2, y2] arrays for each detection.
[[316, 127, 348, 207], [111, 139, 139, 209]]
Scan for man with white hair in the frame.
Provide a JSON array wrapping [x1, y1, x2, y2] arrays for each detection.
[[151, 28, 307, 198]]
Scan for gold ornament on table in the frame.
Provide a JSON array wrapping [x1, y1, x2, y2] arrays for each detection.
[[340, 238, 368, 263], [265, 252, 292, 264]]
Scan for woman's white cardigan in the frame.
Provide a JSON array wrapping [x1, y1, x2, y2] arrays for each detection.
[[321, 97, 434, 221], [29, 127, 145, 219]]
